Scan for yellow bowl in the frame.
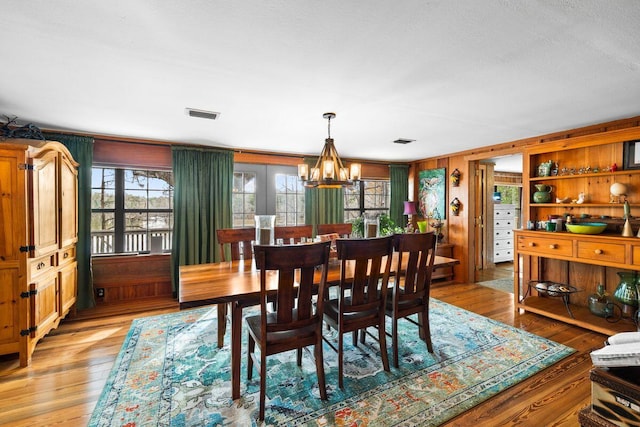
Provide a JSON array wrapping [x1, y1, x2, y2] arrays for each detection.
[[565, 222, 607, 234]]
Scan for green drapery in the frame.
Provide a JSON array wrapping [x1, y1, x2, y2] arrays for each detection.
[[389, 164, 409, 229], [302, 157, 344, 235], [43, 132, 95, 309], [305, 187, 345, 235], [171, 146, 234, 293]]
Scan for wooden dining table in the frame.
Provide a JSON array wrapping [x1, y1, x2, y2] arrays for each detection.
[[179, 252, 459, 400]]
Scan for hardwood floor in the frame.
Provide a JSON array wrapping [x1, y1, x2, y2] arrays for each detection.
[[0, 285, 605, 426]]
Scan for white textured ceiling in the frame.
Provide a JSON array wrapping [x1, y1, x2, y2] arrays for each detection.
[[2, 1, 640, 161]]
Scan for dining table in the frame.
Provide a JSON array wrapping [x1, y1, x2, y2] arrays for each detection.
[[179, 252, 459, 400]]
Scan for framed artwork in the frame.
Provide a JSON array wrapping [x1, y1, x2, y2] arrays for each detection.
[[623, 140, 640, 170], [418, 168, 446, 219]]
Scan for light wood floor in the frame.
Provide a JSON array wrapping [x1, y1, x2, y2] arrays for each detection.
[[0, 283, 605, 426]]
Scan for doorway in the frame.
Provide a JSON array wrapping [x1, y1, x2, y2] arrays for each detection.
[[472, 154, 523, 288]]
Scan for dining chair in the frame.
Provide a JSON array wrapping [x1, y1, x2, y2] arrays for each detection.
[[274, 225, 313, 244], [215, 227, 255, 347], [216, 227, 255, 262], [386, 232, 437, 368], [246, 241, 331, 420], [316, 222, 353, 238], [322, 236, 393, 389]]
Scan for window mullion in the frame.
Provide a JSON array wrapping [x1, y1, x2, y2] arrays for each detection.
[[114, 169, 125, 252]]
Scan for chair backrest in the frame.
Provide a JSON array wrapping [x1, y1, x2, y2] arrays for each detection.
[[253, 241, 331, 332], [216, 227, 254, 261], [274, 225, 313, 244], [336, 236, 393, 314], [392, 232, 437, 303], [317, 223, 353, 238]]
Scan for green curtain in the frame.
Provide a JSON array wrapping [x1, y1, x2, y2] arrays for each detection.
[[389, 164, 409, 229], [43, 132, 95, 309], [302, 158, 344, 235], [171, 146, 234, 293]]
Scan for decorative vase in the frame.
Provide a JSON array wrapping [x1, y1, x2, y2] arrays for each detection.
[[532, 184, 552, 203], [416, 220, 427, 233], [613, 272, 639, 317], [588, 284, 612, 318], [255, 215, 275, 245]]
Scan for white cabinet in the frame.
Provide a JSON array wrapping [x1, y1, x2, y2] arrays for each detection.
[[493, 204, 515, 263]]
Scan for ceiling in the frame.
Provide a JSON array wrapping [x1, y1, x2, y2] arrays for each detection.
[[2, 1, 640, 162]]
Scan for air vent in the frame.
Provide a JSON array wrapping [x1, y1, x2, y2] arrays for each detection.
[[393, 138, 415, 144], [185, 108, 220, 120]]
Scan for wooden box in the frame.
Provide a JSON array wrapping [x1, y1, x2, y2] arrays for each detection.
[[590, 367, 640, 427]]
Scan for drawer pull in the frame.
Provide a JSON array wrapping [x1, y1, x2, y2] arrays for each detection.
[[63, 252, 69, 259], [37, 262, 46, 270], [594, 249, 603, 255], [549, 244, 557, 249], [528, 242, 536, 247]]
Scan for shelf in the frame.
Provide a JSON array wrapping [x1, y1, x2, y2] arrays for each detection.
[[530, 203, 640, 208], [529, 169, 640, 182], [517, 296, 635, 335]]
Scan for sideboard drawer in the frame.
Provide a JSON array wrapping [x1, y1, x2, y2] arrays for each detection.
[[577, 241, 626, 264], [516, 235, 573, 257]]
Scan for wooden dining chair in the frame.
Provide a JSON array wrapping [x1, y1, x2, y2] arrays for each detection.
[[316, 223, 353, 238], [274, 225, 313, 244], [386, 232, 437, 368], [246, 241, 331, 420], [215, 227, 255, 348], [322, 236, 393, 389], [216, 227, 255, 262]]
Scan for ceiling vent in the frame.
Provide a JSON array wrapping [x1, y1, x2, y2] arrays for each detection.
[[393, 138, 415, 144], [185, 108, 220, 120]]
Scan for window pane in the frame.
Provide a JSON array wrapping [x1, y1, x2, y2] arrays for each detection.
[[274, 172, 304, 226], [148, 189, 170, 209], [125, 189, 148, 209], [91, 212, 114, 254], [92, 168, 115, 188]]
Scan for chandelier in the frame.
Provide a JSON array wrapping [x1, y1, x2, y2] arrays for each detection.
[[297, 112, 361, 188]]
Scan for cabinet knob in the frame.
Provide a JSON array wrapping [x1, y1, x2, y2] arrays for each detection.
[[63, 252, 69, 259], [528, 242, 536, 247], [594, 249, 603, 255], [549, 244, 557, 249]]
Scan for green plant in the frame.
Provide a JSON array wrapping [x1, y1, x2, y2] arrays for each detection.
[[349, 214, 403, 237]]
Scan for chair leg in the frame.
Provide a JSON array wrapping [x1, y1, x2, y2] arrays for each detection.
[[315, 340, 327, 400], [338, 332, 344, 389], [377, 316, 390, 372], [352, 330, 358, 347], [259, 351, 267, 420], [247, 334, 255, 380], [392, 317, 399, 368], [421, 309, 434, 353], [217, 303, 227, 348], [297, 347, 302, 366]]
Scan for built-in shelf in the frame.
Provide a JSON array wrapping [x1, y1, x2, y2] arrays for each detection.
[[529, 170, 640, 182], [530, 203, 640, 208]]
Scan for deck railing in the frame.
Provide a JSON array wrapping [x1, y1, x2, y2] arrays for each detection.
[[91, 229, 172, 254]]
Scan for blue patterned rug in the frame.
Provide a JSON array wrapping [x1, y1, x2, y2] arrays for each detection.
[[89, 299, 574, 426]]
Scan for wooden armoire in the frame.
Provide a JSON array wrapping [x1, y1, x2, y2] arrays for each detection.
[[0, 138, 78, 366]]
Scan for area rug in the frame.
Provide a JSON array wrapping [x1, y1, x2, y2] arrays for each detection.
[[89, 299, 573, 426], [477, 278, 514, 293]]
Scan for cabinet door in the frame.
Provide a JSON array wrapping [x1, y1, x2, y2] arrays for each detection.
[[30, 150, 59, 256], [59, 260, 77, 316], [0, 149, 26, 264], [0, 266, 21, 352], [59, 153, 78, 248], [29, 270, 59, 341]]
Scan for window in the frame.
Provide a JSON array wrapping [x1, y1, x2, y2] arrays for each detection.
[[91, 168, 174, 254], [232, 171, 257, 227], [344, 180, 390, 221], [233, 164, 304, 227], [274, 173, 305, 226]]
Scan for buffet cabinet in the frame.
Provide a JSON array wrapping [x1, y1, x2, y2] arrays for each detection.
[[515, 126, 640, 335], [0, 138, 78, 366]]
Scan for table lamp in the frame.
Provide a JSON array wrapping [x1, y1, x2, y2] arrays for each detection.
[[403, 201, 417, 232]]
